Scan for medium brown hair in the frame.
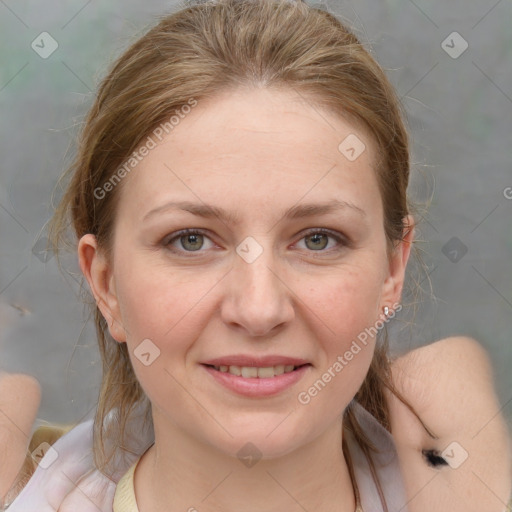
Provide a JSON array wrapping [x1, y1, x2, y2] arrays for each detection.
[[47, 0, 433, 508]]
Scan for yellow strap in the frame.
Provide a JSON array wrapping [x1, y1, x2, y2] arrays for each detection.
[[113, 459, 140, 512]]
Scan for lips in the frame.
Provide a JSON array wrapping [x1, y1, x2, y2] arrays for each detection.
[[204, 363, 307, 379], [200, 355, 312, 397], [201, 355, 310, 367], [202, 362, 311, 397]]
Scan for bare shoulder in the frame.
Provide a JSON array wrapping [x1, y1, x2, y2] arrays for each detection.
[[385, 336, 512, 512]]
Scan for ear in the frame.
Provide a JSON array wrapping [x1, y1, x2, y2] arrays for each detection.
[[380, 214, 415, 312], [77, 234, 127, 343]]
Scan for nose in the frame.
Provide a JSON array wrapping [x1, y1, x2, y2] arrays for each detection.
[[220, 238, 295, 337]]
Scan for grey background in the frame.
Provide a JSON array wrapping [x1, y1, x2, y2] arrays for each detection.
[[1, 0, 511, 427]]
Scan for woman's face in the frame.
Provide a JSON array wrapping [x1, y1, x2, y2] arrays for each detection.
[[80, 86, 413, 458]]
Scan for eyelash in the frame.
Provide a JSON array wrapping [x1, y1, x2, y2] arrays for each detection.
[[162, 228, 349, 257]]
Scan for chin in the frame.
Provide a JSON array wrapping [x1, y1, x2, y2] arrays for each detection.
[[211, 423, 312, 461]]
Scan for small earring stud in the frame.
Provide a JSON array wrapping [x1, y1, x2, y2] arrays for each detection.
[[383, 306, 389, 317]]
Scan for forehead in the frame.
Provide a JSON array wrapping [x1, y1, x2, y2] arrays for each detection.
[[115, 86, 382, 223]]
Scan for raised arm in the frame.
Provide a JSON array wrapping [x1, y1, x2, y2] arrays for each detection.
[[386, 336, 512, 512], [0, 372, 41, 506]]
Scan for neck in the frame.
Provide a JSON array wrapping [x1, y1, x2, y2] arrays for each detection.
[[133, 413, 357, 512]]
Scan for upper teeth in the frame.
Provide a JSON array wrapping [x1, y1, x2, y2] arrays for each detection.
[[213, 364, 297, 378]]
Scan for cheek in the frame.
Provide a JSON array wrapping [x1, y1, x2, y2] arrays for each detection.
[[114, 251, 228, 371], [113, 266, 208, 400], [308, 264, 383, 337], [303, 264, 383, 389], [295, 271, 381, 420]]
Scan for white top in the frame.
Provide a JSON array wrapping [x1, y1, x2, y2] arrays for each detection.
[[6, 401, 409, 512]]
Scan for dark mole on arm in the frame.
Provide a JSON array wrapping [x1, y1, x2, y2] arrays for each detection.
[[422, 449, 449, 468]]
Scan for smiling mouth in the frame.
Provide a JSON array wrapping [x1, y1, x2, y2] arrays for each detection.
[[203, 363, 311, 379]]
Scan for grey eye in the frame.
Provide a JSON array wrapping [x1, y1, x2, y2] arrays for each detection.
[[180, 233, 204, 251], [304, 232, 330, 251]]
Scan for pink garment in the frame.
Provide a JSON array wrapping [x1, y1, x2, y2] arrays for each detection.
[[6, 404, 153, 512], [347, 403, 410, 511], [6, 401, 409, 511]]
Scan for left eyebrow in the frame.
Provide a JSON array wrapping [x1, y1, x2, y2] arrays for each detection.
[[142, 198, 367, 225]]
